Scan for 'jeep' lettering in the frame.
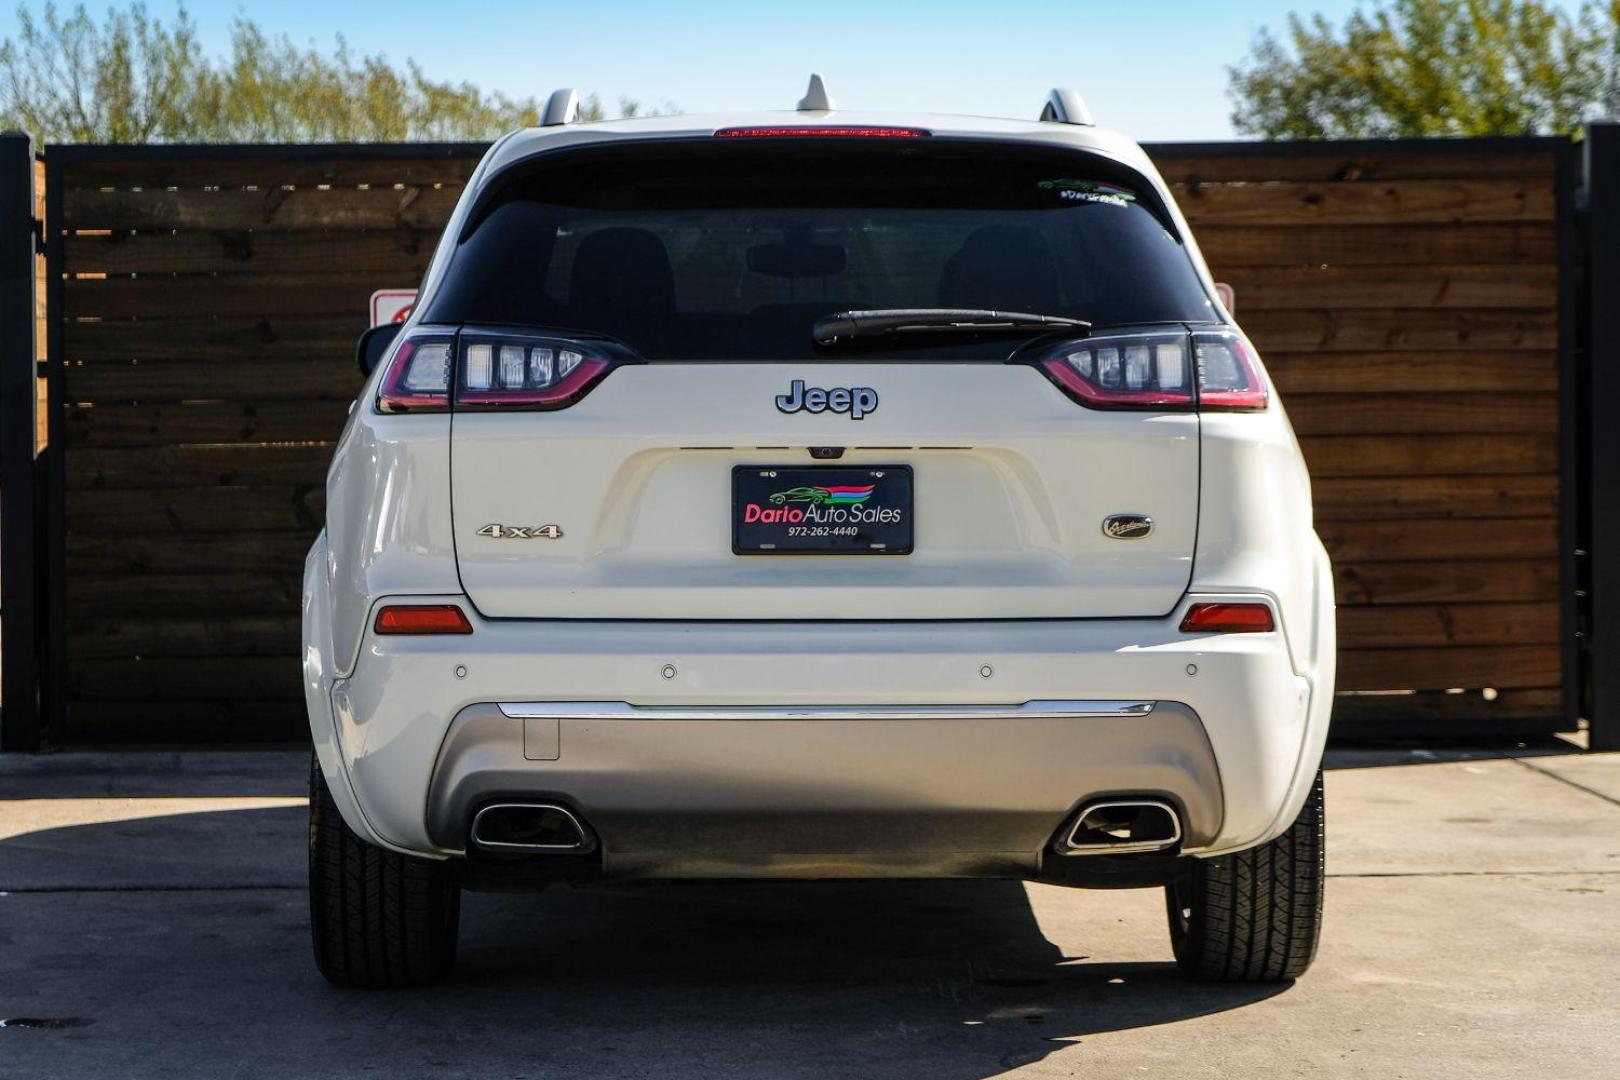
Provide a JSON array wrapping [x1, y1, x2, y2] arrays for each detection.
[[775, 379, 878, 420]]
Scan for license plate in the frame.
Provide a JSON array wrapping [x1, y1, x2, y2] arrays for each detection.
[[732, 465, 913, 555]]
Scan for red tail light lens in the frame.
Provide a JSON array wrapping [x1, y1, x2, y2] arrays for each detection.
[[1193, 330, 1269, 411], [1179, 602, 1275, 633], [376, 333, 454, 413], [456, 331, 634, 410], [1037, 330, 1195, 410], [714, 126, 929, 138], [1029, 328, 1269, 413], [374, 604, 473, 635]]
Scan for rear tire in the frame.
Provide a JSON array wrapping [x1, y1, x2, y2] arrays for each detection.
[[1165, 770, 1324, 982], [308, 754, 460, 988]]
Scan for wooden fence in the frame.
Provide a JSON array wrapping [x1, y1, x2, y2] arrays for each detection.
[[34, 136, 1575, 744], [1153, 139, 1570, 733]]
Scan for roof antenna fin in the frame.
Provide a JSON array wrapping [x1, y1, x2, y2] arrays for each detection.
[[542, 88, 579, 126], [797, 74, 835, 112], [1040, 88, 1094, 126]]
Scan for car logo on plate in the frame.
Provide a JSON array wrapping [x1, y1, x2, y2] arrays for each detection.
[[1102, 514, 1153, 539], [775, 379, 878, 420]]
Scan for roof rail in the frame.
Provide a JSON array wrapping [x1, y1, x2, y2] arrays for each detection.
[[542, 88, 579, 127], [1039, 88, 1094, 127], [797, 73, 835, 112]]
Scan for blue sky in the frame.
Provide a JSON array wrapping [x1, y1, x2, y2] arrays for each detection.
[[0, 1, 1585, 139]]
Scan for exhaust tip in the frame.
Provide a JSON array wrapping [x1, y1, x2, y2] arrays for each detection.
[[470, 803, 595, 854], [1062, 799, 1182, 855]]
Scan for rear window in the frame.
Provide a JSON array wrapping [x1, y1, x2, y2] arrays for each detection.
[[423, 139, 1216, 360]]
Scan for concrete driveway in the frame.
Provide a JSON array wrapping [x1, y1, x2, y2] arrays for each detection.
[[1, 742, 1617, 1079]]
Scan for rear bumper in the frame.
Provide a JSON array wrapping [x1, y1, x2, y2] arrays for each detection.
[[427, 700, 1222, 879], [305, 586, 1334, 868]]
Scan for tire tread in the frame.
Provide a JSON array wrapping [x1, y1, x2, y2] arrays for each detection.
[[1168, 771, 1325, 982], [308, 754, 459, 988]]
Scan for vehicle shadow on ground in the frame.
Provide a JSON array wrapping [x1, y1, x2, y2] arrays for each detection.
[[1323, 733, 1585, 771], [2, 808, 1288, 1079]]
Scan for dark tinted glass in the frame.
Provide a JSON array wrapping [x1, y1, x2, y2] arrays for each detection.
[[423, 139, 1216, 360]]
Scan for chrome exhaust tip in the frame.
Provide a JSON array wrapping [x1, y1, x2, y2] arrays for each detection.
[[1061, 799, 1182, 855], [469, 803, 595, 854]]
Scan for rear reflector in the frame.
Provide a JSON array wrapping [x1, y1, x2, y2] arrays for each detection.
[[1179, 602, 1275, 634], [713, 126, 929, 138], [374, 605, 474, 635]]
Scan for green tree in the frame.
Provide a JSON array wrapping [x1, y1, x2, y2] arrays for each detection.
[[1228, 0, 1620, 138], [0, 2, 667, 143]]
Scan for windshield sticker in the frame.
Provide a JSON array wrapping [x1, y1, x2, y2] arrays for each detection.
[[1039, 179, 1137, 207]]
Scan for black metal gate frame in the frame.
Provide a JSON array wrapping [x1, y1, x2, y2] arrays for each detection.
[[0, 131, 38, 749]]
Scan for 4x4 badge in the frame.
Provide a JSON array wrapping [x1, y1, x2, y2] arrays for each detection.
[[476, 524, 562, 539], [1102, 514, 1153, 540]]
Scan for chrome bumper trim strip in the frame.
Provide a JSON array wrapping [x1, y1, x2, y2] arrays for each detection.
[[495, 699, 1156, 721]]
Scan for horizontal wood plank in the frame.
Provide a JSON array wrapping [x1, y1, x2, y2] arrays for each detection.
[[66, 573, 302, 617], [62, 152, 481, 190], [66, 228, 438, 277], [1318, 517, 1557, 562], [1300, 435, 1555, 477], [1314, 474, 1557, 520], [1333, 559, 1557, 605], [1219, 264, 1556, 310], [1267, 351, 1555, 394], [63, 184, 464, 232], [61, 700, 306, 745], [70, 616, 301, 658], [64, 400, 351, 446], [67, 444, 335, 490], [1173, 178, 1554, 225], [1147, 145, 1560, 184], [67, 531, 316, 575], [67, 484, 325, 532], [1330, 687, 1561, 725], [1337, 602, 1558, 649], [66, 357, 359, 404], [1336, 644, 1559, 691], [66, 274, 396, 320], [65, 315, 361, 362], [1288, 392, 1556, 436], [1196, 222, 1557, 268], [1240, 308, 1557, 352], [67, 656, 304, 700]]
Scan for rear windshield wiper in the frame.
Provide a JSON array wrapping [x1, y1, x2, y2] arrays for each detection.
[[812, 308, 1091, 349]]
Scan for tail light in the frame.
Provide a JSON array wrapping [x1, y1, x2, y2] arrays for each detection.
[[376, 327, 637, 413], [1037, 329, 1194, 409], [374, 604, 474, 634], [1029, 327, 1269, 412], [456, 330, 635, 410], [1180, 602, 1275, 633], [376, 331, 454, 413], [1193, 330, 1269, 411]]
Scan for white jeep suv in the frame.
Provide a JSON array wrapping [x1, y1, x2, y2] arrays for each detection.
[[303, 85, 1335, 988]]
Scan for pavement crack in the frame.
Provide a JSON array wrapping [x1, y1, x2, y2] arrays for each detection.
[[1328, 869, 1620, 879], [1508, 756, 1620, 809]]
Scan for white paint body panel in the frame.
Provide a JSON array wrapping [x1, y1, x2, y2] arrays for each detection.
[[304, 109, 1335, 871], [451, 363, 1198, 620]]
